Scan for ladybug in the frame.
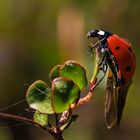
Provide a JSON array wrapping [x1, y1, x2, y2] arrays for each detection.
[[87, 29, 136, 129]]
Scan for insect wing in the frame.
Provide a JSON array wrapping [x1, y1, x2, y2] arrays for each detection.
[[104, 70, 118, 129], [104, 69, 132, 129], [117, 79, 132, 126]]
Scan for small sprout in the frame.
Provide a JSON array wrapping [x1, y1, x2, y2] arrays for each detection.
[[49, 65, 61, 81], [34, 111, 48, 126]]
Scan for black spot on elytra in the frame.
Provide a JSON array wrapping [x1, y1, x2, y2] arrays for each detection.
[[115, 46, 120, 50], [126, 66, 131, 72], [128, 47, 132, 52]]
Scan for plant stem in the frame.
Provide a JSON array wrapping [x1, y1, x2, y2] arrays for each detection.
[[52, 129, 64, 140], [55, 113, 59, 127], [53, 114, 65, 140], [53, 134, 64, 140], [0, 112, 37, 126], [0, 112, 64, 140], [0, 112, 48, 130]]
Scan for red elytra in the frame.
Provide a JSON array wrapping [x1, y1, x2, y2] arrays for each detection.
[[107, 34, 136, 82]]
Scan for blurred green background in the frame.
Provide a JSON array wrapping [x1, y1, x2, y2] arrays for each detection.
[[0, 0, 140, 140]]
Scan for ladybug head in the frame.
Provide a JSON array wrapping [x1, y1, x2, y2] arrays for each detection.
[[87, 29, 112, 39], [87, 29, 99, 38]]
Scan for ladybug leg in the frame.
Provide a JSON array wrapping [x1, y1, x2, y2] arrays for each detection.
[[90, 59, 108, 91], [90, 42, 108, 91], [88, 37, 106, 52], [114, 73, 122, 87], [99, 46, 121, 88], [99, 55, 106, 66], [109, 56, 122, 87]]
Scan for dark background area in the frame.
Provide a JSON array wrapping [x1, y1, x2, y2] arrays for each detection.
[[0, 0, 140, 140]]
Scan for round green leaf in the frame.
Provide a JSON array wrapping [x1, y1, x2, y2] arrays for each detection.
[[49, 65, 61, 81], [34, 111, 48, 126], [52, 77, 80, 113], [26, 80, 54, 114], [60, 61, 87, 90]]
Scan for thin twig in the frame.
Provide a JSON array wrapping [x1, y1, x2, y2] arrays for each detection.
[[0, 112, 64, 139], [0, 99, 26, 112], [0, 112, 46, 129], [71, 48, 100, 109]]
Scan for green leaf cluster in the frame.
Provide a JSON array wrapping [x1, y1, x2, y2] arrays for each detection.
[[26, 61, 87, 126]]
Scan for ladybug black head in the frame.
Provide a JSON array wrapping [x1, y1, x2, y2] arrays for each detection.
[[87, 29, 99, 38], [87, 29, 112, 39]]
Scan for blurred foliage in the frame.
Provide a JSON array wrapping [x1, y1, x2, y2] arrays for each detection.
[[0, 0, 140, 140]]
